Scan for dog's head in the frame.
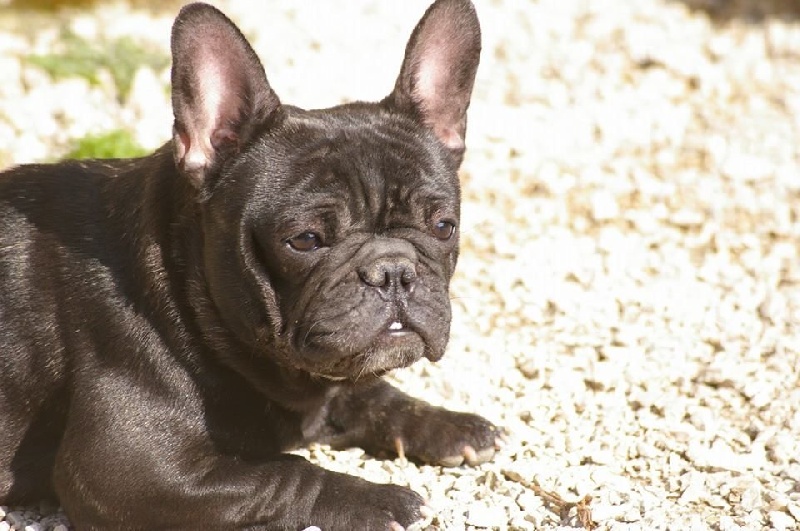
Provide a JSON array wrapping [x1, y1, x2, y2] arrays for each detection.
[[170, 1, 480, 380]]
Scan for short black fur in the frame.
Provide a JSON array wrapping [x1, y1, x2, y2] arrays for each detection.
[[0, 2, 497, 529]]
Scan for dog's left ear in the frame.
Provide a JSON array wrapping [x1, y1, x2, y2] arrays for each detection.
[[385, 0, 481, 163], [170, 3, 281, 187]]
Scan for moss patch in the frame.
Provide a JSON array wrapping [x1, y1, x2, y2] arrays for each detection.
[[27, 30, 168, 102], [65, 129, 148, 159]]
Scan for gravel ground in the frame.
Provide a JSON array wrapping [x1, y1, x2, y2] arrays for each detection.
[[2, 0, 800, 530]]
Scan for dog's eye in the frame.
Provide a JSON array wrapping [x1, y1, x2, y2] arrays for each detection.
[[286, 232, 322, 252], [432, 220, 456, 240]]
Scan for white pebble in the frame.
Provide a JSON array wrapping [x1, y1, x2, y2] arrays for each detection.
[[5, 512, 27, 528], [589, 189, 620, 222], [465, 501, 507, 528], [769, 510, 796, 531]]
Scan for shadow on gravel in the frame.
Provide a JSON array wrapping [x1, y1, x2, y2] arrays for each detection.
[[674, 0, 800, 22]]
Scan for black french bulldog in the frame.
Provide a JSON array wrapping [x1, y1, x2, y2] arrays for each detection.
[[0, 1, 499, 529]]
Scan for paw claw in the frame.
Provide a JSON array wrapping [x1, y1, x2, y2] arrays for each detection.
[[462, 444, 495, 465], [389, 521, 406, 531], [394, 436, 407, 464], [463, 445, 478, 464]]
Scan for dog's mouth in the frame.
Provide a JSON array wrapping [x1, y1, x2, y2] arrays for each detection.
[[370, 313, 423, 346], [310, 372, 349, 382], [297, 315, 426, 381], [386, 319, 414, 338], [285, 265, 451, 379]]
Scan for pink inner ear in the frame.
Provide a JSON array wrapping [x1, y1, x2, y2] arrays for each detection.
[[197, 58, 226, 126], [181, 54, 246, 170], [171, 4, 280, 186], [435, 125, 466, 151], [211, 128, 239, 149], [415, 45, 466, 150], [416, 46, 444, 102]]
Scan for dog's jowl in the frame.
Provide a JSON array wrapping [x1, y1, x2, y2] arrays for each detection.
[[0, 1, 499, 528]]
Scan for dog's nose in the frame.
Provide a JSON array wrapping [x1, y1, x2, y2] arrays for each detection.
[[358, 257, 417, 293]]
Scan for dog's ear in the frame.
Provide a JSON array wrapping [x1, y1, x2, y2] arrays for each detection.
[[386, 0, 481, 162], [170, 3, 281, 187]]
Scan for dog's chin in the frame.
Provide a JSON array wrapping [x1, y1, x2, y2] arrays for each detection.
[[303, 330, 427, 382]]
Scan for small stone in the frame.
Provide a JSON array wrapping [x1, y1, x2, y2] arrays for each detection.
[[636, 441, 658, 459], [769, 510, 796, 531], [516, 358, 538, 379], [669, 209, 705, 229], [688, 439, 744, 472], [590, 503, 625, 522], [718, 515, 744, 531], [509, 515, 535, 531], [465, 501, 507, 528], [620, 507, 642, 522], [5, 512, 27, 528], [739, 482, 762, 512], [588, 448, 616, 466], [678, 472, 707, 505], [590, 189, 620, 221], [787, 502, 800, 522], [708, 495, 728, 508], [516, 490, 541, 512], [720, 153, 774, 182]]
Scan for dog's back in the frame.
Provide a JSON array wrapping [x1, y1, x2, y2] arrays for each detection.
[[0, 158, 150, 503]]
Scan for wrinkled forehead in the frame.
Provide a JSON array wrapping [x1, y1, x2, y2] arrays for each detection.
[[291, 109, 453, 178], [249, 109, 461, 219]]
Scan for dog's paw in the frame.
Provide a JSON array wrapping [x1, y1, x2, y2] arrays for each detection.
[[355, 483, 428, 530], [312, 474, 428, 530], [390, 407, 505, 467]]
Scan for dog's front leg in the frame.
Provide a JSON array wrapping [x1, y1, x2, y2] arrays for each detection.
[[51, 393, 424, 530], [320, 379, 503, 467]]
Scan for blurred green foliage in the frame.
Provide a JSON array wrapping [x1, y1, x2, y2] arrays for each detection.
[[65, 130, 148, 159], [27, 30, 168, 102]]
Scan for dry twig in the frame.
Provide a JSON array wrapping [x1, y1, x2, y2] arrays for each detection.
[[501, 469, 595, 530]]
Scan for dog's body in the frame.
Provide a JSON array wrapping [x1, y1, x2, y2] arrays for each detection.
[[0, 2, 497, 529]]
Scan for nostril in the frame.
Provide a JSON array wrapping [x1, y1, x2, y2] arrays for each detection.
[[359, 258, 417, 291], [358, 267, 387, 288], [400, 266, 417, 287]]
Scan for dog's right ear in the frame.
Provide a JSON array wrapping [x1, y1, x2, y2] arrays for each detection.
[[170, 3, 281, 188], [385, 0, 481, 165]]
